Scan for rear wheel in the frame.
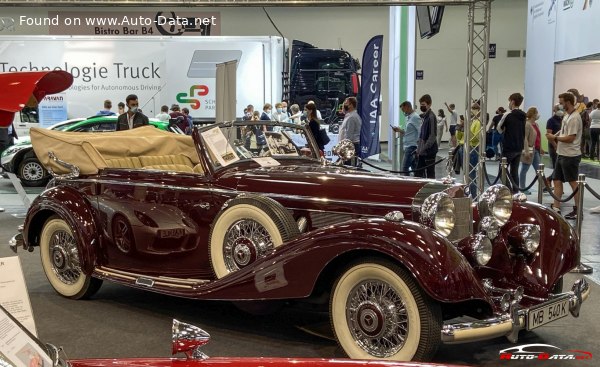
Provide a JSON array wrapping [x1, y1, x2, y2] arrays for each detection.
[[18, 157, 49, 187], [209, 195, 299, 279], [40, 216, 102, 299], [330, 259, 441, 361]]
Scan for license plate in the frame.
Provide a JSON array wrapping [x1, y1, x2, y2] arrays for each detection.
[[527, 299, 569, 330], [158, 228, 185, 239]]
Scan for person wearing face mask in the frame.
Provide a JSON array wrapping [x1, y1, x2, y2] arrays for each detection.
[[545, 104, 564, 190], [243, 104, 255, 121], [497, 92, 526, 193], [339, 97, 362, 165], [415, 94, 438, 178], [260, 103, 273, 121], [589, 103, 600, 161], [392, 101, 422, 176], [456, 104, 482, 197], [272, 102, 289, 124], [116, 94, 149, 131], [289, 104, 302, 124], [519, 107, 544, 195]]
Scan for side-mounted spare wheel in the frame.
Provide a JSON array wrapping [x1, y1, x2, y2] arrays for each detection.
[[209, 195, 299, 279], [40, 216, 102, 299], [330, 258, 442, 361]]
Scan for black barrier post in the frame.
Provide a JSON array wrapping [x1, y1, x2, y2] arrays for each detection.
[[570, 174, 594, 274], [537, 163, 545, 204], [501, 157, 507, 187]]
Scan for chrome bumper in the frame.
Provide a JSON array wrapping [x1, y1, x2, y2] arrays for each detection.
[[8, 225, 25, 253], [441, 278, 590, 344]]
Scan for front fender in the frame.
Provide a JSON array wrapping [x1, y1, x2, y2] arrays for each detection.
[[24, 185, 97, 274], [204, 218, 489, 304]]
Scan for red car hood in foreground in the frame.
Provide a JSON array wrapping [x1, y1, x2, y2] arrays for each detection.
[[0, 71, 73, 127], [70, 357, 463, 367]]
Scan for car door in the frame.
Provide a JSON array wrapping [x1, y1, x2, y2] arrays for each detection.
[[92, 169, 220, 279]]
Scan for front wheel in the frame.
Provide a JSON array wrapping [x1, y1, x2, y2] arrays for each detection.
[[40, 216, 102, 299], [330, 259, 441, 361]]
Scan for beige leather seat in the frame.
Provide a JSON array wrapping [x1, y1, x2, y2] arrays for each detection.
[[139, 155, 194, 167], [143, 164, 195, 173], [104, 157, 143, 169]]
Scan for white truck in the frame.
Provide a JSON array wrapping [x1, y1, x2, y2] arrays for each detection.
[[0, 35, 286, 137]]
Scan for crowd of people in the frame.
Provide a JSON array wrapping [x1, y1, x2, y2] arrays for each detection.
[[394, 89, 600, 219]]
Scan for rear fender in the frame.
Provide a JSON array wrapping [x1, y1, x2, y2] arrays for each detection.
[[24, 185, 97, 274]]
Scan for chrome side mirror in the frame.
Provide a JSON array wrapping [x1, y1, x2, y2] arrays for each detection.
[[172, 319, 210, 360], [333, 139, 355, 164]]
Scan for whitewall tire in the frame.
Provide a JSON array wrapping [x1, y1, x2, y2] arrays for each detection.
[[330, 259, 441, 361], [209, 195, 299, 279], [40, 216, 102, 299]]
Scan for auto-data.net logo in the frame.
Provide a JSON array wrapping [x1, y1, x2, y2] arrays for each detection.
[[176, 85, 209, 110], [499, 343, 592, 361]]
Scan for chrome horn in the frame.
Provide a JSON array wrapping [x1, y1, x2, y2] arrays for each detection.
[[172, 319, 210, 360], [333, 139, 356, 165]]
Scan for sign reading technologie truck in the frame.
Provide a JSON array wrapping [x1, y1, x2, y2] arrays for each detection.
[[0, 36, 277, 119]]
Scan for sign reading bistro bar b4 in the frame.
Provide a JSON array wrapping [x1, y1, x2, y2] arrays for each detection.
[[46, 11, 221, 36]]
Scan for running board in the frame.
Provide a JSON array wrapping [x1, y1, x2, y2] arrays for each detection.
[[95, 266, 210, 289]]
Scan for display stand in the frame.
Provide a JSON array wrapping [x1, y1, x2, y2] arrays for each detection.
[[5, 172, 32, 209]]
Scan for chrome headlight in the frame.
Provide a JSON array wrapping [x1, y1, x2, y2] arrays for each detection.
[[479, 216, 500, 239], [479, 184, 513, 226], [420, 192, 455, 236], [508, 224, 540, 254]]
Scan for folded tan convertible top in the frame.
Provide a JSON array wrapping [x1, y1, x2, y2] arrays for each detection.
[[30, 126, 199, 175]]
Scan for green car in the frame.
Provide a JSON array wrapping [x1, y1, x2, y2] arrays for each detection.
[[1, 116, 182, 187]]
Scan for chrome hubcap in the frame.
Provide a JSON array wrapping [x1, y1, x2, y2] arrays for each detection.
[[224, 219, 273, 272], [346, 280, 408, 358], [22, 162, 44, 181], [49, 230, 81, 285]]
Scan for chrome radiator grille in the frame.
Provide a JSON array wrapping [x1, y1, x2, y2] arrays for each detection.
[[448, 197, 473, 241]]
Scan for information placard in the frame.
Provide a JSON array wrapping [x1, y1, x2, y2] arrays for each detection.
[[0, 305, 52, 367], [0, 256, 37, 336]]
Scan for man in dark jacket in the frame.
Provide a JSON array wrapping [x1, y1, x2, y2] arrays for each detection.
[[415, 94, 438, 178], [497, 92, 526, 193], [116, 94, 149, 131]]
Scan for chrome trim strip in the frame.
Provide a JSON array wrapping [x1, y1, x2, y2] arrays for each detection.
[[47, 151, 80, 179], [94, 266, 210, 289], [66, 178, 412, 210]]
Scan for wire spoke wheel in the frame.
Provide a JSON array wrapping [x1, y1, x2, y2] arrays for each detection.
[[346, 280, 409, 357], [40, 217, 103, 299], [48, 229, 82, 285], [223, 219, 273, 272]]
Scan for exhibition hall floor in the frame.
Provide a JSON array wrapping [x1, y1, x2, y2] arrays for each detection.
[[1, 153, 599, 367]]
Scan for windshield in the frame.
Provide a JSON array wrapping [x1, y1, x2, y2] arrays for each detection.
[[199, 121, 320, 169]]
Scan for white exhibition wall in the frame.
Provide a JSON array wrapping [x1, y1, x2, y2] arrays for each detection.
[[526, 0, 600, 129], [555, 62, 600, 103], [415, 0, 527, 142]]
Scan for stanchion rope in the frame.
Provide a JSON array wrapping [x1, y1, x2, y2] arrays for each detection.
[[358, 156, 447, 175]]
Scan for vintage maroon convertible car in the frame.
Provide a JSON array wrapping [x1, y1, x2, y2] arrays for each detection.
[[11, 120, 589, 362]]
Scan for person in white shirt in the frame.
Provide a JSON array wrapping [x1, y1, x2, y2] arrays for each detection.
[[445, 102, 459, 148], [289, 104, 302, 124], [589, 104, 600, 161], [155, 105, 170, 122]]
